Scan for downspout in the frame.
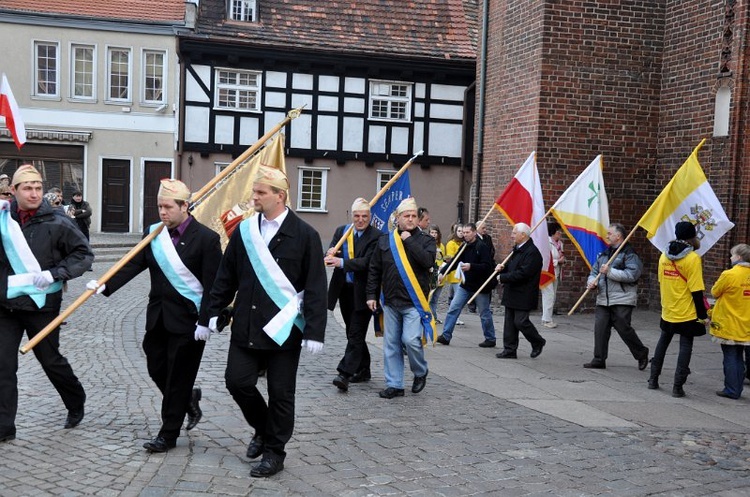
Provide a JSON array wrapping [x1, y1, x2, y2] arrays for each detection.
[[474, 0, 490, 222]]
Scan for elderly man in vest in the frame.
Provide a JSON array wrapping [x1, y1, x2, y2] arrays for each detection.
[[207, 165, 327, 478], [88, 179, 221, 452]]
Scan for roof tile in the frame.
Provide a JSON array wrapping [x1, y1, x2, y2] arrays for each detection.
[[0, 0, 185, 23]]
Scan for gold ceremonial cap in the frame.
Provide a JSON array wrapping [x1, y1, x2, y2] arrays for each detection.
[[157, 179, 192, 201], [12, 165, 43, 186], [351, 197, 370, 212], [254, 165, 289, 191], [396, 197, 418, 215]]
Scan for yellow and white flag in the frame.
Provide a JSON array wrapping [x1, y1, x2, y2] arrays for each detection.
[[637, 139, 734, 256], [192, 133, 286, 247]]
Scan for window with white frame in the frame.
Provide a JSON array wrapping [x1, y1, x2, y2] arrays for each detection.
[[143, 50, 166, 103], [34, 41, 59, 97], [229, 0, 257, 21], [377, 170, 396, 190], [297, 168, 328, 212], [215, 68, 261, 111], [107, 47, 131, 101], [369, 80, 412, 121], [71, 44, 95, 99]]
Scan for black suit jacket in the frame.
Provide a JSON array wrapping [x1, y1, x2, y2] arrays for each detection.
[[104, 217, 222, 333], [327, 224, 379, 311], [498, 240, 542, 310], [207, 210, 327, 350]]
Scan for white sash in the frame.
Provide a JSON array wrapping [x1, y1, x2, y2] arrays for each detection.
[[149, 223, 203, 312], [239, 217, 305, 345]]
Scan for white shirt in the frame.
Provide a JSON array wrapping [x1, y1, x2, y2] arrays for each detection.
[[260, 208, 289, 245]]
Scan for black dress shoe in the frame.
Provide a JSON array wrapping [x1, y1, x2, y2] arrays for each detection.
[[64, 407, 84, 429], [250, 457, 284, 477], [638, 356, 649, 371], [186, 388, 202, 430], [333, 374, 349, 392], [478, 340, 496, 348], [143, 436, 176, 453], [672, 385, 685, 398], [0, 431, 16, 442], [530, 340, 546, 358], [350, 370, 371, 383], [378, 387, 405, 399], [495, 351, 517, 359], [436, 335, 450, 345], [647, 378, 659, 390], [716, 390, 739, 399], [412, 372, 428, 393], [246, 434, 265, 459], [583, 361, 606, 369]]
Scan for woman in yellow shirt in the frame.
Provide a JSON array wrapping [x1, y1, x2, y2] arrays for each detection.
[[428, 225, 446, 323], [710, 243, 750, 399]]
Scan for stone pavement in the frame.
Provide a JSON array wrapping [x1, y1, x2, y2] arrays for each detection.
[[4, 245, 750, 495]]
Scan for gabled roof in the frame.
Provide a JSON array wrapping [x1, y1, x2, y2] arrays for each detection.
[[0, 0, 185, 24], [193, 0, 478, 62]]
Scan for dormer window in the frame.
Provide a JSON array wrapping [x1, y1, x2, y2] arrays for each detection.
[[229, 0, 257, 22]]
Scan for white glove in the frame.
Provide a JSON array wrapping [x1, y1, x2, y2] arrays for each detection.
[[208, 316, 219, 333], [302, 339, 324, 354], [86, 279, 106, 294], [33, 270, 54, 291], [194, 325, 211, 341]]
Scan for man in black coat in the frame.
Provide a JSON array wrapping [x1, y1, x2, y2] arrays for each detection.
[[89, 179, 221, 452], [207, 165, 327, 478], [0, 165, 93, 442], [68, 191, 92, 241], [325, 198, 379, 391], [495, 222, 547, 359]]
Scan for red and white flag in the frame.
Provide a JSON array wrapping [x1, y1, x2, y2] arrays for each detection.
[[493, 151, 555, 288], [0, 73, 27, 149]]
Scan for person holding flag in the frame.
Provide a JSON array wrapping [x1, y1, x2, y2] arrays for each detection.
[[325, 197, 380, 392], [366, 197, 436, 399], [206, 165, 327, 478]]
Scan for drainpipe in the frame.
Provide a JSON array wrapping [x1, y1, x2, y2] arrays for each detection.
[[474, 0, 490, 222]]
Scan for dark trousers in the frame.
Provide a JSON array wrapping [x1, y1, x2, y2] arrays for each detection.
[[720, 344, 745, 398], [502, 308, 545, 354], [0, 308, 86, 434], [225, 343, 301, 462], [593, 305, 648, 364], [336, 286, 372, 377], [142, 325, 205, 441], [650, 329, 694, 386]]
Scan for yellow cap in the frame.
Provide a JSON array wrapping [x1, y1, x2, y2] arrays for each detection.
[[157, 179, 192, 201], [254, 165, 289, 191], [12, 165, 43, 186]]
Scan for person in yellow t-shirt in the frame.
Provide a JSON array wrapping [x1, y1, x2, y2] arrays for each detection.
[[428, 225, 446, 323], [439, 223, 465, 325], [649, 221, 708, 398], [710, 243, 750, 399]]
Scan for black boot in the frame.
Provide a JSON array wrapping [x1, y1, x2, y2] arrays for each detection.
[[647, 375, 659, 390], [672, 384, 685, 398]]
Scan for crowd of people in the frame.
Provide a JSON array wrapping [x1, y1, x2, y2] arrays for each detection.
[[1, 163, 748, 481]]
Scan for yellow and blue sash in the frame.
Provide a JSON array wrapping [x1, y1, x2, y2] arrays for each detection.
[[389, 230, 436, 345], [342, 224, 355, 283], [149, 223, 203, 312], [0, 201, 62, 307]]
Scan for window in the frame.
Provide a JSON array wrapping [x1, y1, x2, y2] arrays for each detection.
[[143, 50, 166, 103], [369, 80, 412, 121], [229, 0, 257, 21], [297, 168, 328, 212], [377, 170, 396, 190], [34, 41, 59, 97], [71, 44, 95, 99], [215, 69, 261, 111], [107, 47, 131, 101]]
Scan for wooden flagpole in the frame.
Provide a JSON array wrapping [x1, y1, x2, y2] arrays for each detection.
[[20, 107, 304, 354]]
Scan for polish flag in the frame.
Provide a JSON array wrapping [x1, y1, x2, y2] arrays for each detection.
[[493, 151, 555, 288], [0, 73, 27, 149]]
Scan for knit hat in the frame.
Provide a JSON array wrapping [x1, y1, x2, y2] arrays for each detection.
[[11, 165, 43, 186], [396, 197, 418, 215], [254, 165, 289, 191], [351, 197, 370, 213], [157, 179, 192, 201], [675, 221, 697, 240]]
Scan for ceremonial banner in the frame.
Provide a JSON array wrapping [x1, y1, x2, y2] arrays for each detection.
[[370, 170, 411, 233], [0, 74, 26, 149], [192, 133, 286, 246], [550, 155, 610, 269], [493, 152, 555, 288], [637, 140, 734, 256]]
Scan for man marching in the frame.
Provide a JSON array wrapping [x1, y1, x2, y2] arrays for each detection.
[[0, 165, 92, 442], [88, 179, 221, 452], [325, 197, 379, 391], [207, 165, 327, 478]]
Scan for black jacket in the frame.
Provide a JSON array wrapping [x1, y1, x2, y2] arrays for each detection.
[[327, 224, 379, 311], [499, 240, 542, 310], [0, 199, 93, 312], [207, 210, 327, 350], [442, 237, 494, 294], [366, 228, 436, 309], [103, 217, 221, 332], [69, 200, 92, 228]]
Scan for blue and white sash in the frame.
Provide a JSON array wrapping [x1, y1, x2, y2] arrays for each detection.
[[0, 200, 63, 307], [239, 217, 305, 345], [149, 223, 203, 312]]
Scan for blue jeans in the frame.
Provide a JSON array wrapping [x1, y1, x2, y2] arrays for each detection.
[[382, 305, 429, 389], [429, 285, 444, 321], [441, 286, 495, 342], [720, 344, 745, 398]]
